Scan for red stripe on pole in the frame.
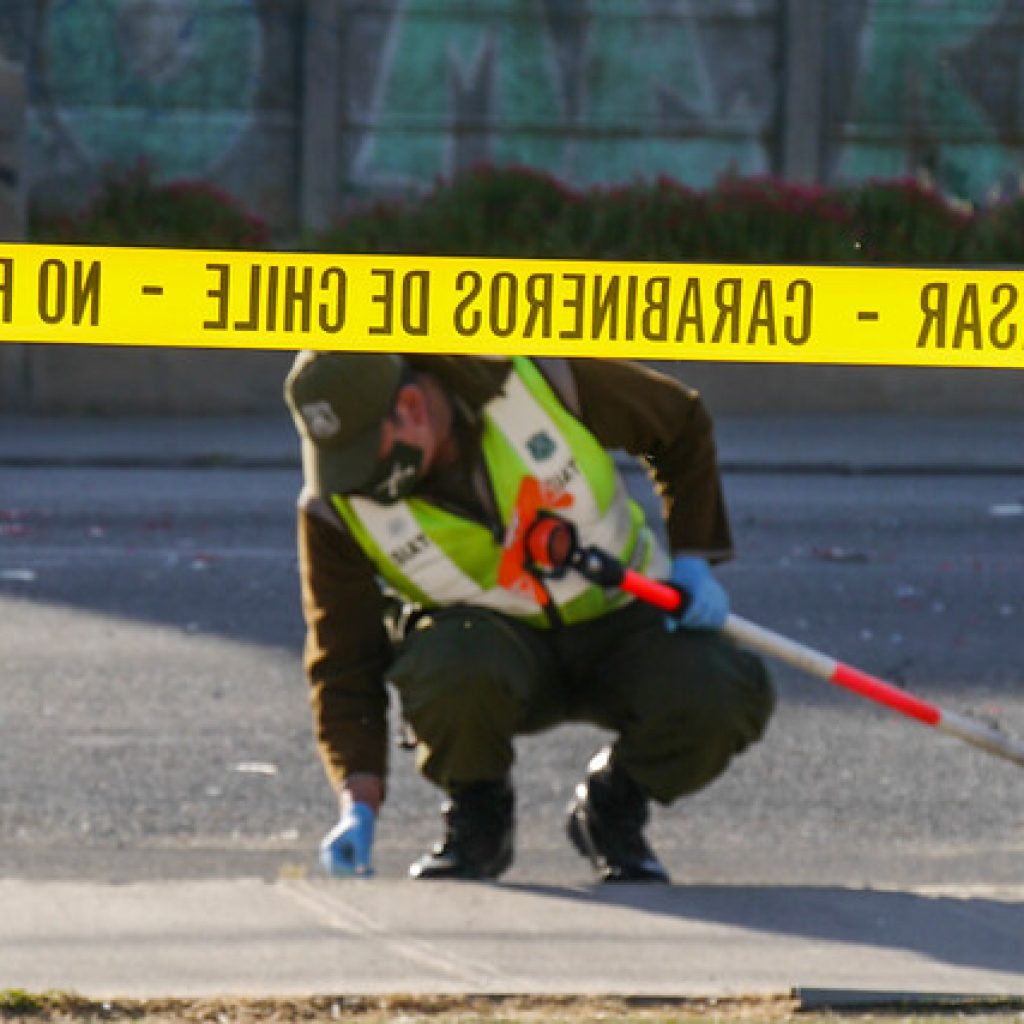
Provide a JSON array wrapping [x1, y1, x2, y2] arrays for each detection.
[[832, 662, 942, 726], [621, 569, 682, 612]]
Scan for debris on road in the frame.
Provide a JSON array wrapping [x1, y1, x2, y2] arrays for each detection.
[[0, 569, 37, 582], [989, 502, 1024, 517], [232, 762, 279, 777], [811, 546, 870, 564]]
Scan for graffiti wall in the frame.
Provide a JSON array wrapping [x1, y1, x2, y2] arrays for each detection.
[[36, 0, 264, 180], [346, 0, 776, 190], [11, 0, 302, 227], [834, 0, 1024, 199], [4, 0, 1024, 232]]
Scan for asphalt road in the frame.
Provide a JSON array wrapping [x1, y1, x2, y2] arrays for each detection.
[[1, 463, 1021, 886]]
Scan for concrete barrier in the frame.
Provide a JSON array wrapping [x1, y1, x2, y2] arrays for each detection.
[[5, 348, 1022, 416]]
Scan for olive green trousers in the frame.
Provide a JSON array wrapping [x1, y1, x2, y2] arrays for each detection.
[[388, 600, 774, 804]]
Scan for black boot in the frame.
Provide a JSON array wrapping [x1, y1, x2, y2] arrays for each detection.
[[410, 779, 514, 880], [566, 748, 670, 883]]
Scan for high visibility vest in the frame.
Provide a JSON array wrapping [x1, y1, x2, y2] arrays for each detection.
[[333, 358, 669, 627]]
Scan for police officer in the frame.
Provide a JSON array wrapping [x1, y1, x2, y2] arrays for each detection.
[[285, 353, 773, 882]]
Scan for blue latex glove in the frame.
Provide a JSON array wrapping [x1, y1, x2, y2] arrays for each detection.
[[665, 555, 730, 631], [320, 802, 376, 877]]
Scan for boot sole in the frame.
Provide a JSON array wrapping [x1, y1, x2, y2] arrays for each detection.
[[565, 798, 671, 884], [409, 844, 514, 881]]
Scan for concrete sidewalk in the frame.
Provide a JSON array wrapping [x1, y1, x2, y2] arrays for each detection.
[[2, 412, 1024, 472], [1, 879, 1022, 1000]]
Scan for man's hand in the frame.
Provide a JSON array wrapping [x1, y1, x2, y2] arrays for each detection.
[[320, 802, 376, 877], [320, 774, 382, 878], [665, 555, 729, 631]]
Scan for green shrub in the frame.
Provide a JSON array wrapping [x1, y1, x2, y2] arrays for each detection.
[[0, 989, 44, 1014], [309, 195, 424, 255], [843, 178, 971, 263], [314, 169, 863, 263], [703, 176, 857, 262], [559, 177, 708, 260], [418, 164, 579, 255], [315, 164, 579, 257], [963, 194, 1024, 264], [30, 161, 268, 249], [32, 160, 1024, 266]]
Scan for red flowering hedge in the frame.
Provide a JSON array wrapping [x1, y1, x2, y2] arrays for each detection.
[[315, 165, 1003, 265], [29, 161, 1024, 264], [30, 161, 268, 250]]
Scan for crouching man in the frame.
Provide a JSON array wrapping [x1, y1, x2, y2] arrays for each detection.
[[285, 353, 774, 882]]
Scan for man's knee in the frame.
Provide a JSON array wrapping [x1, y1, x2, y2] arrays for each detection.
[[638, 637, 773, 738], [388, 609, 539, 739], [674, 645, 774, 753], [719, 648, 775, 749], [619, 642, 775, 803]]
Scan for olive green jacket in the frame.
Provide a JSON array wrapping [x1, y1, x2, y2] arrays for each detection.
[[296, 357, 733, 796]]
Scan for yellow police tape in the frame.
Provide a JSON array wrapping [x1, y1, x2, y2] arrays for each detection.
[[1, 243, 1023, 367]]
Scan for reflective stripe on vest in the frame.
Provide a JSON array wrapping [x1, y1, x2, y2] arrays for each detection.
[[333, 359, 669, 626]]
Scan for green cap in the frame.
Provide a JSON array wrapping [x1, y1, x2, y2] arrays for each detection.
[[284, 350, 404, 497]]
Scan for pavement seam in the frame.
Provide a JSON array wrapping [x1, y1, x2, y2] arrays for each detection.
[[278, 880, 533, 991], [6, 456, 1024, 475], [886, 884, 1024, 899]]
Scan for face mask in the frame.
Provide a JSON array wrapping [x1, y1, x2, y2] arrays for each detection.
[[362, 442, 425, 504]]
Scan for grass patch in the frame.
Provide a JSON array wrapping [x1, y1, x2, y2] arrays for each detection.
[[0, 990, 45, 1014], [0, 993, 1021, 1024]]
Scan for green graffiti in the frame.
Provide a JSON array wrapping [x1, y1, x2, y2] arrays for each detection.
[[359, 0, 767, 186], [840, 0, 1013, 197], [359, 1, 563, 182], [42, 0, 262, 179], [572, 9, 765, 186]]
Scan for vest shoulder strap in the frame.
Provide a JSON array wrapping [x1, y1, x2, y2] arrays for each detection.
[[532, 357, 580, 416], [299, 487, 346, 531]]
